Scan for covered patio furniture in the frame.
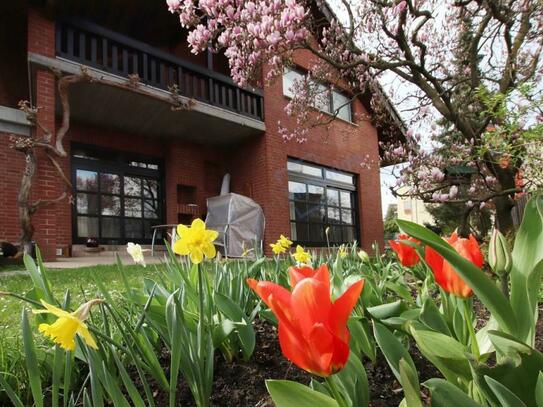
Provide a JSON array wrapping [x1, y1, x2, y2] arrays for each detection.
[[205, 193, 265, 258]]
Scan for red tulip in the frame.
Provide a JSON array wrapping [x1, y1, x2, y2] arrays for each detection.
[[425, 232, 483, 298], [247, 264, 364, 376], [389, 234, 421, 267]]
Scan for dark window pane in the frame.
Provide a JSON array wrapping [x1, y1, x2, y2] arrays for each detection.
[[125, 198, 142, 217], [142, 179, 159, 199], [308, 185, 324, 203], [325, 170, 353, 184], [292, 201, 308, 221], [343, 226, 355, 242], [125, 219, 143, 238], [124, 176, 141, 196], [307, 204, 325, 223], [102, 218, 121, 238], [327, 188, 339, 206], [290, 222, 298, 241], [77, 216, 99, 238], [77, 193, 99, 215], [330, 225, 342, 243], [340, 191, 352, 208], [100, 173, 120, 194], [144, 220, 162, 239], [309, 224, 324, 243], [144, 199, 160, 219], [288, 181, 306, 200], [76, 170, 98, 191], [289, 201, 296, 221], [101, 195, 121, 216], [293, 223, 309, 242], [341, 209, 353, 225], [327, 207, 340, 223]]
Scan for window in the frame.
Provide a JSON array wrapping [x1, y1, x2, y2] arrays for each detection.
[[288, 159, 357, 246], [72, 145, 163, 244], [282, 69, 353, 122]]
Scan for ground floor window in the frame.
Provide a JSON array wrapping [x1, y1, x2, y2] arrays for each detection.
[[287, 159, 358, 246], [72, 145, 164, 244]]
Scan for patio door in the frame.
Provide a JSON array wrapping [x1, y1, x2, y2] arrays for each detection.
[[71, 144, 164, 244]]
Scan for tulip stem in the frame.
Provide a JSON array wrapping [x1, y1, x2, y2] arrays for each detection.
[[463, 300, 479, 359], [499, 275, 509, 298], [325, 375, 347, 407]]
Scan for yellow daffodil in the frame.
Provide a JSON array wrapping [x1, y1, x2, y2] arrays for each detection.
[[126, 242, 147, 267], [278, 235, 293, 249], [357, 250, 370, 263], [33, 299, 102, 351], [292, 245, 311, 264], [270, 241, 286, 255], [174, 218, 218, 264], [338, 245, 348, 258]]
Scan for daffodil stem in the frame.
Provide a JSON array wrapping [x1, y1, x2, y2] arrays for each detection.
[[325, 375, 347, 407], [463, 300, 479, 359]]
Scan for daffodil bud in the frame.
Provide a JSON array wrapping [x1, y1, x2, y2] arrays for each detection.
[[488, 229, 512, 276], [357, 250, 369, 263]]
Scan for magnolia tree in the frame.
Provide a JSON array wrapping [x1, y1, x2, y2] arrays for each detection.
[[166, 0, 543, 235]]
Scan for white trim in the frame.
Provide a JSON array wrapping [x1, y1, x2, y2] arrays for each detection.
[[0, 106, 31, 136]]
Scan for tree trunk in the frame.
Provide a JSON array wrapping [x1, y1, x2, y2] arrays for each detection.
[[493, 194, 515, 236], [18, 149, 37, 255]]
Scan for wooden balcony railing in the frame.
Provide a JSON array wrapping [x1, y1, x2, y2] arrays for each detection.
[[56, 19, 264, 121]]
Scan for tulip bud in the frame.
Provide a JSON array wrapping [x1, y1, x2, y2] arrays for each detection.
[[357, 250, 369, 263], [488, 229, 512, 276]]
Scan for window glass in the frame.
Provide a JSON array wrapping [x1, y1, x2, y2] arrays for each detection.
[[124, 176, 142, 196], [287, 159, 357, 246], [77, 193, 99, 215], [143, 179, 159, 199], [288, 181, 306, 200], [314, 83, 331, 113], [76, 170, 98, 191], [125, 219, 143, 239], [102, 218, 121, 238], [100, 173, 120, 194], [332, 91, 352, 122], [282, 69, 304, 98], [77, 216, 99, 238], [101, 195, 121, 216], [144, 199, 160, 219], [125, 198, 142, 218], [326, 170, 354, 185]]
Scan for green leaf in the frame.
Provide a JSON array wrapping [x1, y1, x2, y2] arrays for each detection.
[[367, 300, 406, 320], [423, 378, 482, 407], [335, 354, 369, 407], [397, 219, 517, 334], [0, 372, 24, 407], [111, 350, 146, 407], [399, 358, 423, 407], [215, 292, 255, 360], [409, 322, 471, 383], [510, 195, 543, 343], [536, 372, 543, 407], [348, 318, 376, 363], [373, 322, 417, 383], [484, 376, 527, 407], [22, 309, 43, 407], [266, 380, 339, 407], [419, 297, 451, 336]]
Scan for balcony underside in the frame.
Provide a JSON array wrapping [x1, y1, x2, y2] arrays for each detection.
[[29, 53, 266, 145]]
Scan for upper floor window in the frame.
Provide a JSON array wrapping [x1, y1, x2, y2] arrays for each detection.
[[282, 69, 353, 123]]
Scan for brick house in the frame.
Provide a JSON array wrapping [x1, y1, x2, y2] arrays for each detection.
[[0, 1, 404, 260]]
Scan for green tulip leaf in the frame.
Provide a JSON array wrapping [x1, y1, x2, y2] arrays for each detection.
[[484, 376, 527, 407], [423, 378, 483, 407], [397, 219, 517, 334], [399, 358, 423, 407], [373, 322, 417, 383], [536, 372, 543, 407], [367, 300, 406, 320], [266, 380, 339, 407]]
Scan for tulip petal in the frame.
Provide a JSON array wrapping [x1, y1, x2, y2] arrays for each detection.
[[468, 235, 484, 267], [330, 279, 364, 341], [306, 322, 335, 376], [278, 322, 319, 374], [291, 278, 331, 334], [288, 265, 316, 287], [247, 279, 293, 324]]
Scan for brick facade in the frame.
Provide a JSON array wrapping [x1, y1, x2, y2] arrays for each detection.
[[0, 7, 384, 259]]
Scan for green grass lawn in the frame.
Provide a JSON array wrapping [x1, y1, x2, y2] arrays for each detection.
[[0, 262, 164, 350]]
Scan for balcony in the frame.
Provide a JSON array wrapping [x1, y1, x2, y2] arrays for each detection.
[[55, 19, 264, 121]]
